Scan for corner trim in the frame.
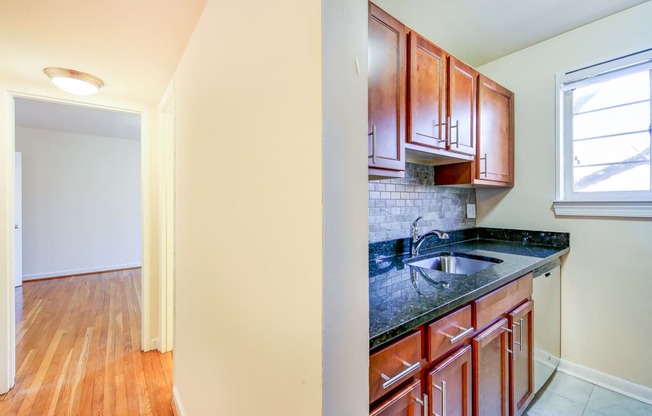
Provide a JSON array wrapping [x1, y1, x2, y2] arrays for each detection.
[[172, 386, 186, 416], [557, 359, 652, 405], [552, 201, 652, 219]]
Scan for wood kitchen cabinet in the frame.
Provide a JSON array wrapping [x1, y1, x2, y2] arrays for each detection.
[[370, 379, 424, 416], [369, 273, 534, 416], [509, 301, 534, 416], [473, 274, 534, 416], [368, 2, 406, 178], [448, 57, 477, 156], [473, 318, 510, 416], [406, 32, 476, 165], [435, 74, 514, 187], [407, 31, 448, 150], [428, 346, 472, 416]]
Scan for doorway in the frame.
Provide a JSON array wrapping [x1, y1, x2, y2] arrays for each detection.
[[0, 92, 162, 398]]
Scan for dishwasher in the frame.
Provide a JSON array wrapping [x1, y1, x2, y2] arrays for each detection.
[[531, 258, 561, 393]]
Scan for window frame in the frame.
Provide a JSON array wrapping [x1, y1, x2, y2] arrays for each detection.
[[554, 49, 652, 218]]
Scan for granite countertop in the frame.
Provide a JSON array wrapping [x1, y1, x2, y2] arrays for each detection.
[[369, 228, 569, 350]]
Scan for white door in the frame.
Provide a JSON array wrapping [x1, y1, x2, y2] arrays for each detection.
[[14, 152, 22, 287]]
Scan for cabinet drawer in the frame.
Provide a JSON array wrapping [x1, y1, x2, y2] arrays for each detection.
[[428, 305, 473, 361], [370, 331, 422, 403], [370, 379, 423, 416], [474, 273, 533, 330]]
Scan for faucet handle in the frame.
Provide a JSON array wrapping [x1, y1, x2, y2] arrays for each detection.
[[411, 216, 423, 239]]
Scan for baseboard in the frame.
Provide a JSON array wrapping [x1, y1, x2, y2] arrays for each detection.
[[172, 386, 186, 416], [558, 359, 652, 405], [22, 263, 142, 281], [149, 338, 160, 351]]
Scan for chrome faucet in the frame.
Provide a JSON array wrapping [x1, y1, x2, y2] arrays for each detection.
[[410, 216, 449, 257]]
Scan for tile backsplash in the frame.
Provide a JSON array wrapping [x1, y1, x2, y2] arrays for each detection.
[[369, 163, 476, 242]]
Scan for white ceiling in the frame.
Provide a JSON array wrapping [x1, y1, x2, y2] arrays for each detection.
[[0, 0, 207, 104], [15, 98, 141, 141], [373, 0, 650, 66]]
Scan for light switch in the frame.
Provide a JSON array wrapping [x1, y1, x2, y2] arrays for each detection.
[[466, 204, 476, 219]]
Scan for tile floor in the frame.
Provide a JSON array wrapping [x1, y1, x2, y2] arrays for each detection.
[[526, 371, 652, 416]]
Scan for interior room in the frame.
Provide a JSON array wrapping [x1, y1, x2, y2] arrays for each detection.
[[0, 0, 651, 415]]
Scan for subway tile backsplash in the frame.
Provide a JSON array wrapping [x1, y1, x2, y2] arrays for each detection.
[[369, 163, 476, 242]]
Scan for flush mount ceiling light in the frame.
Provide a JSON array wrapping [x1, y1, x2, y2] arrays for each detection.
[[43, 67, 104, 95]]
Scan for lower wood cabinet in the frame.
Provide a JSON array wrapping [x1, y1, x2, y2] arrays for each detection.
[[370, 379, 424, 416], [473, 318, 510, 416], [370, 273, 535, 416], [428, 346, 472, 416], [509, 301, 534, 416]]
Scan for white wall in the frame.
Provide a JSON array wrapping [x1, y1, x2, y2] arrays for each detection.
[[15, 127, 141, 280], [476, 2, 652, 389], [171, 0, 329, 414]]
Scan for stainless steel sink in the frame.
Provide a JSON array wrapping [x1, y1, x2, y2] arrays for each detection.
[[405, 252, 502, 275]]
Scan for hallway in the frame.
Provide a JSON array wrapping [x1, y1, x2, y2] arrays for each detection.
[[0, 269, 173, 415]]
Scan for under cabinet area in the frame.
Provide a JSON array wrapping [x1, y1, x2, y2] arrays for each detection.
[[369, 273, 534, 416]]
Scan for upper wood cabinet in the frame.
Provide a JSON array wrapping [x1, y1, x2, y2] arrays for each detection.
[[406, 32, 476, 166], [448, 56, 477, 156], [477, 75, 514, 185], [407, 31, 448, 150], [368, 3, 406, 178], [434, 74, 514, 187]]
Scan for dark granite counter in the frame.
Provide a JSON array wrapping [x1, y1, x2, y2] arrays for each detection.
[[369, 228, 569, 350]]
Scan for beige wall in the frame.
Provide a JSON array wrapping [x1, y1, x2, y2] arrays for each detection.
[[172, 0, 328, 414], [476, 3, 652, 388]]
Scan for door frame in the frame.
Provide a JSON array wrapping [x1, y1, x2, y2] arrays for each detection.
[[0, 89, 156, 394], [158, 82, 175, 353]]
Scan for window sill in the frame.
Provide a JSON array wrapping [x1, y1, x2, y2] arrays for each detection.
[[553, 201, 652, 219]]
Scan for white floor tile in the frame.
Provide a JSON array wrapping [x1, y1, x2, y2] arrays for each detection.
[[546, 371, 595, 403], [585, 386, 652, 416], [526, 391, 586, 416]]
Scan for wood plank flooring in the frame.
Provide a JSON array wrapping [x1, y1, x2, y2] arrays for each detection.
[[0, 269, 174, 416]]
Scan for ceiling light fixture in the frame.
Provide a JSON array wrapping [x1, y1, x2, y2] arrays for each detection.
[[43, 67, 104, 95]]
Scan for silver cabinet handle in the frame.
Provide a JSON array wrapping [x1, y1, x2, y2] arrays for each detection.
[[369, 125, 378, 165], [448, 118, 459, 147], [433, 380, 447, 416], [413, 393, 428, 416], [480, 153, 488, 176], [513, 318, 524, 352], [380, 360, 421, 390], [440, 325, 473, 344]]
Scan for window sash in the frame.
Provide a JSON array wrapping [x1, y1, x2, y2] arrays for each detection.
[[557, 50, 652, 203]]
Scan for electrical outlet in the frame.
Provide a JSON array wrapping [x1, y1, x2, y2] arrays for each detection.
[[466, 204, 476, 219]]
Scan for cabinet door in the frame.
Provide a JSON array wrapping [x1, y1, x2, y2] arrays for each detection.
[[368, 3, 406, 172], [448, 56, 477, 156], [509, 301, 534, 416], [477, 75, 514, 185], [473, 318, 510, 416], [408, 31, 448, 150], [428, 346, 472, 416], [370, 379, 423, 416]]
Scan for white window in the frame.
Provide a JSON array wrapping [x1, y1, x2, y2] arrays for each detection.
[[555, 49, 652, 218]]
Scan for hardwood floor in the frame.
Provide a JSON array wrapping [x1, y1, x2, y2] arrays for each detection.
[[0, 269, 174, 416]]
